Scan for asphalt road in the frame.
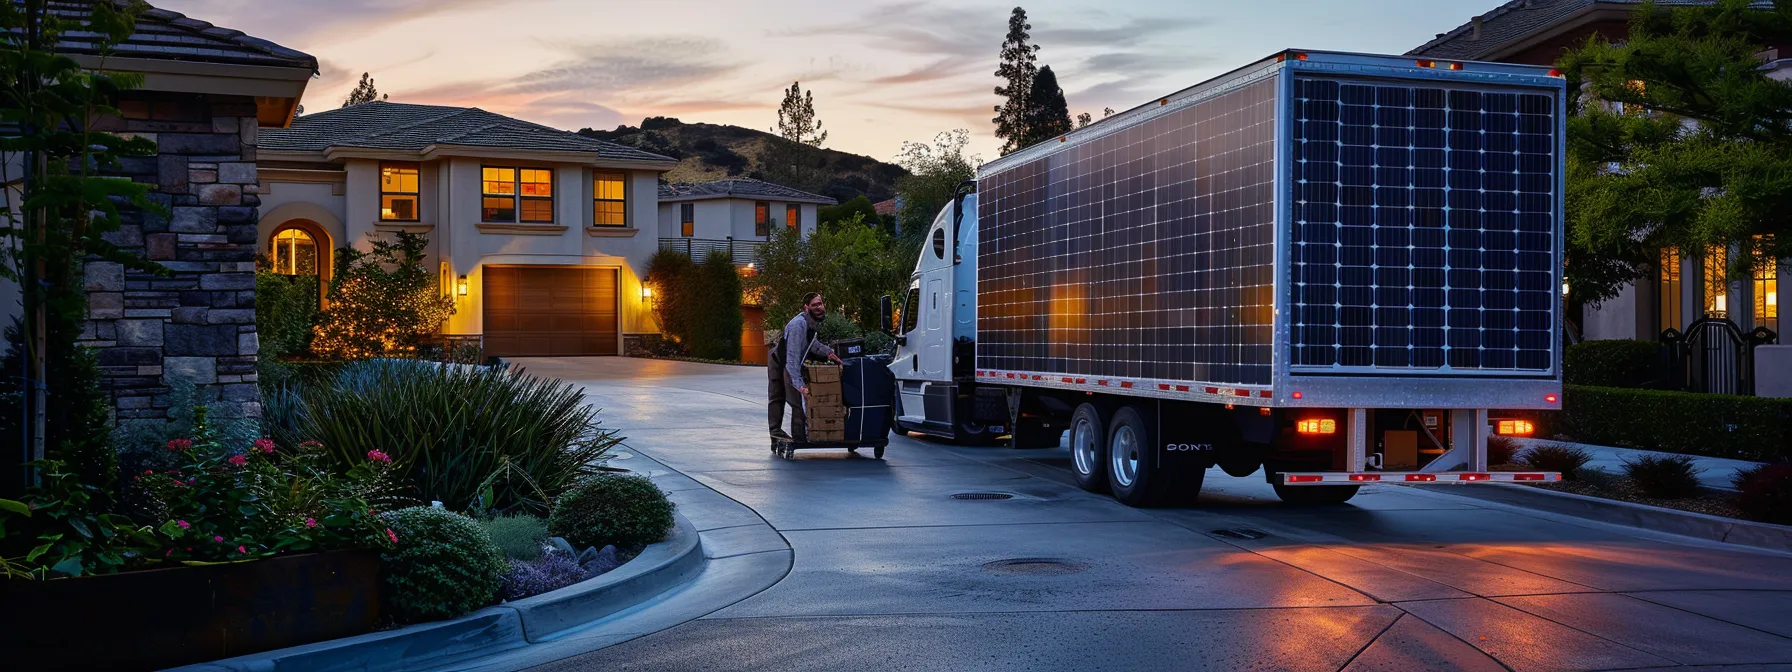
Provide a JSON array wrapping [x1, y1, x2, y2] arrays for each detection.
[[509, 356, 1792, 672]]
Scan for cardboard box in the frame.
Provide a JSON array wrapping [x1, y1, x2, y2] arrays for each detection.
[[806, 392, 842, 406], [805, 403, 847, 420], [804, 363, 842, 384], [806, 430, 846, 442], [807, 381, 842, 397], [808, 416, 845, 431]]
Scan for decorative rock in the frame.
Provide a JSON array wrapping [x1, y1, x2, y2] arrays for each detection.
[[196, 184, 241, 206], [88, 292, 124, 319], [158, 133, 239, 155], [187, 168, 218, 184], [218, 162, 256, 184], [580, 545, 622, 577], [170, 207, 217, 233], [238, 332, 258, 356], [199, 272, 254, 291], [145, 233, 177, 260], [163, 356, 218, 385], [158, 154, 188, 191], [84, 262, 125, 291], [115, 319, 164, 347], [207, 308, 254, 324], [218, 206, 254, 223], [170, 307, 207, 324], [165, 324, 238, 356], [547, 537, 577, 558]]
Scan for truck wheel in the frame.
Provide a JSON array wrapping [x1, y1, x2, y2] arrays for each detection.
[[1069, 403, 1108, 493], [953, 418, 999, 446], [1107, 406, 1169, 507]]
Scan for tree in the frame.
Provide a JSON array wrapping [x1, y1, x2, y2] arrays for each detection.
[[645, 249, 699, 349], [992, 7, 1040, 156], [774, 81, 827, 147], [1558, 0, 1792, 303], [341, 72, 387, 107], [819, 195, 881, 230], [1019, 65, 1072, 148], [746, 213, 906, 340], [310, 232, 454, 359], [688, 251, 744, 361], [1076, 112, 1092, 128], [893, 130, 979, 244], [0, 0, 164, 496]]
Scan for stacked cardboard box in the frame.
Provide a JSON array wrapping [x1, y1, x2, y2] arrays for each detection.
[[803, 363, 846, 441]]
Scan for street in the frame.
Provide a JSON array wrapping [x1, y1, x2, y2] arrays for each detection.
[[508, 357, 1792, 672]]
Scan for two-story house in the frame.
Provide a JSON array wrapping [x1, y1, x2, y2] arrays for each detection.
[[257, 101, 678, 358], [655, 178, 835, 266]]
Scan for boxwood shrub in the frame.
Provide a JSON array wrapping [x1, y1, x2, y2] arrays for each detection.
[[380, 507, 507, 623], [1564, 340, 1667, 389], [548, 474, 675, 550], [1556, 385, 1792, 461]]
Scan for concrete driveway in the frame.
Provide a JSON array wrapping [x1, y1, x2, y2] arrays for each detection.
[[507, 356, 1792, 672]]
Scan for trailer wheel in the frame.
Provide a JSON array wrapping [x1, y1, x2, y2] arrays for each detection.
[[1069, 403, 1108, 493], [1107, 406, 1169, 507]]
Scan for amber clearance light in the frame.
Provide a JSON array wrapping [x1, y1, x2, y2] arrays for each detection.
[[1296, 419, 1337, 435], [1496, 419, 1534, 436]]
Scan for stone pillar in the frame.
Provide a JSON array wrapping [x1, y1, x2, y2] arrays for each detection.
[[82, 92, 261, 424]]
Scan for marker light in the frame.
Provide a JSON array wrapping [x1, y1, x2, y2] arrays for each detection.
[[1350, 474, 1381, 482], [1296, 419, 1337, 435], [1292, 391, 1303, 400], [1405, 474, 1437, 482], [1496, 420, 1535, 436], [1417, 60, 1437, 68], [1545, 394, 1559, 403], [1548, 69, 1564, 77], [1448, 62, 1464, 71], [1286, 475, 1324, 483]]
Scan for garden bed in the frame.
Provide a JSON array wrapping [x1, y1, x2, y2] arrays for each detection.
[[1529, 477, 1747, 520]]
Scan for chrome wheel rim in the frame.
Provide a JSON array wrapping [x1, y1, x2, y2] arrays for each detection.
[[1072, 416, 1098, 476], [1111, 425, 1138, 488]]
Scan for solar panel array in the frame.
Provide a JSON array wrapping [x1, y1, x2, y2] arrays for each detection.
[[1289, 78, 1556, 373], [978, 77, 1279, 386]]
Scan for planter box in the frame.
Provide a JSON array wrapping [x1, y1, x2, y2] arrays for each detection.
[[0, 549, 380, 671]]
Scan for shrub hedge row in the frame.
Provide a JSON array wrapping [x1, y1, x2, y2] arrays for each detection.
[[1543, 385, 1792, 461], [1563, 340, 1668, 389]]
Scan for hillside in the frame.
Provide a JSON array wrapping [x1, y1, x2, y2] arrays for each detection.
[[578, 117, 907, 204]]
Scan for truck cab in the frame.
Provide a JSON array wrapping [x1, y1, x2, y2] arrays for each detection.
[[890, 188, 1001, 443]]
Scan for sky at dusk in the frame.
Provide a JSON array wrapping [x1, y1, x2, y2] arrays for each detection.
[[157, 0, 1504, 163]]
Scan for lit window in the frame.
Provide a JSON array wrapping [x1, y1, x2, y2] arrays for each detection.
[[1704, 244, 1729, 318], [755, 202, 770, 237], [482, 167, 517, 222], [380, 162, 419, 221], [519, 168, 554, 223], [680, 203, 694, 237], [1756, 235, 1779, 334], [593, 171, 626, 227], [786, 204, 799, 230], [270, 227, 317, 275], [481, 166, 554, 223], [1658, 246, 1682, 333]]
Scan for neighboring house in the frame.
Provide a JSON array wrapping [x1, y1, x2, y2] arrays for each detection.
[[0, 3, 315, 425], [257, 101, 678, 358], [873, 198, 898, 218], [656, 178, 835, 265], [1412, 0, 1785, 347]]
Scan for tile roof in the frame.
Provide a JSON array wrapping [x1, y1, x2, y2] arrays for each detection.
[[1408, 0, 1736, 60], [261, 101, 677, 165], [873, 198, 897, 216], [658, 179, 837, 205], [28, 0, 315, 70]]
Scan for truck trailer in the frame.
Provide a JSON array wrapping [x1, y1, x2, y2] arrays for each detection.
[[885, 50, 1566, 506]]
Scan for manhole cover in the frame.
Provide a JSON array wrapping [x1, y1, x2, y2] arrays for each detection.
[[950, 492, 1014, 500], [1210, 528, 1268, 540], [982, 558, 1087, 575]]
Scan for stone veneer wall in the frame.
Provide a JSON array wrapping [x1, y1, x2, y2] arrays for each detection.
[[81, 91, 262, 424]]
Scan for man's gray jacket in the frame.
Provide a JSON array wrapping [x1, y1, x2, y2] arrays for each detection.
[[782, 311, 834, 388]]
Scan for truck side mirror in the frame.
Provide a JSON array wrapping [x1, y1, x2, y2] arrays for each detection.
[[879, 294, 894, 334]]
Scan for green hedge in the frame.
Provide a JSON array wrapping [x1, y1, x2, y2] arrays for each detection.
[[1553, 385, 1792, 461], [1564, 340, 1667, 388]]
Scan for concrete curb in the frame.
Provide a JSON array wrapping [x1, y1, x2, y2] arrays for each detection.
[[176, 513, 704, 672], [1420, 483, 1792, 553]]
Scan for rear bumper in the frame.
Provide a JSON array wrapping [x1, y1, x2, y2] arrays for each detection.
[[1278, 471, 1561, 485]]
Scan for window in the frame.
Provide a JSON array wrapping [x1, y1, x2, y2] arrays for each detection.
[[900, 287, 921, 334], [755, 201, 770, 237], [593, 171, 626, 227], [1658, 246, 1682, 333], [786, 204, 800, 230], [680, 203, 694, 237], [1704, 244, 1730, 318], [482, 167, 554, 223], [380, 162, 419, 221], [1755, 236, 1779, 334], [270, 227, 318, 275]]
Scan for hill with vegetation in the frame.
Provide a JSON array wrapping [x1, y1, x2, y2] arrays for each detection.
[[578, 117, 907, 204]]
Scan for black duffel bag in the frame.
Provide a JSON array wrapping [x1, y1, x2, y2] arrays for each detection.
[[841, 354, 894, 443]]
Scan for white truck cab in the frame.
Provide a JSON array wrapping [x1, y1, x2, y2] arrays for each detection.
[[890, 185, 998, 443]]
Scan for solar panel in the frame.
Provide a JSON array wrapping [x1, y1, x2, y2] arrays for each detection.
[[1289, 77, 1556, 373], [978, 76, 1279, 386]]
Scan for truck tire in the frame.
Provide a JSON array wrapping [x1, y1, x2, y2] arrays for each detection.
[[1107, 405, 1172, 507], [1069, 403, 1108, 493]]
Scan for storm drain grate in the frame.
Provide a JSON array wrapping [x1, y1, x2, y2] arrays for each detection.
[[950, 492, 1014, 501], [982, 558, 1087, 575], [1210, 528, 1268, 540]]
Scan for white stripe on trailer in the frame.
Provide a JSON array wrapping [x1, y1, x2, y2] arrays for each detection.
[[1278, 471, 1561, 485]]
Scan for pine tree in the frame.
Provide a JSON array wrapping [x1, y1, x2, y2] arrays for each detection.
[[341, 72, 387, 107], [1019, 65, 1071, 148], [992, 7, 1039, 156], [774, 81, 827, 147]]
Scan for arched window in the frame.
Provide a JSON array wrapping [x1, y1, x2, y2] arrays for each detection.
[[271, 227, 319, 275]]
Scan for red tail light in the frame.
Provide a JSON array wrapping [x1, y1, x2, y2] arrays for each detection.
[[1406, 474, 1437, 482], [1286, 475, 1324, 484], [1459, 473, 1490, 482], [1513, 473, 1547, 481], [1350, 474, 1381, 482]]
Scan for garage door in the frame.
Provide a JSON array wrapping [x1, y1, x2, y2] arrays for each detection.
[[482, 266, 618, 357]]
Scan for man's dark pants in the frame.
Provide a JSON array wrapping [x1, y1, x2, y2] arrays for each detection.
[[768, 362, 806, 439]]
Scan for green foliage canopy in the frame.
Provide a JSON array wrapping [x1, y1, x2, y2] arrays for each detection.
[[310, 231, 454, 359]]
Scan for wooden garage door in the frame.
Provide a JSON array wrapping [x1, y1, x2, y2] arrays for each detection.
[[483, 266, 618, 357]]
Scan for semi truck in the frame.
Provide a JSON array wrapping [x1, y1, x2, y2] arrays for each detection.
[[883, 50, 1567, 506]]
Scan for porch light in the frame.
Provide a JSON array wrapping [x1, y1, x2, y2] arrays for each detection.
[[457, 274, 469, 296], [641, 284, 653, 301]]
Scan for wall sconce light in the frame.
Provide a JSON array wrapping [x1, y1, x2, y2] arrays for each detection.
[[641, 284, 653, 302], [457, 274, 469, 297]]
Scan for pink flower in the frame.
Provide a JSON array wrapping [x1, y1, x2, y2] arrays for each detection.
[[167, 438, 193, 452], [177, 520, 190, 529], [227, 454, 247, 467], [366, 450, 392, 463], [144, 469, 154, 475], [385, 528, 398, 544], [165, 549, 173, 557], [304, 517, 317, 528], [252, 438, 276, 454], [213, 536, 223, 543], [237, 546, 247, 554]]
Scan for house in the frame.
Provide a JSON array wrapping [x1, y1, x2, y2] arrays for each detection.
[[1412, 0, 1786, 349], [257, 101, 679, 358], [655, 178, 835, 266], [0, 2, 315, 425]]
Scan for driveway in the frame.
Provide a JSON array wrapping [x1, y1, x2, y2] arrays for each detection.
[[508, 356, 1792, 672]]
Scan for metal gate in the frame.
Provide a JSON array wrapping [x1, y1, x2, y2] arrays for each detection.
[[1662, 318, 1778, 395]]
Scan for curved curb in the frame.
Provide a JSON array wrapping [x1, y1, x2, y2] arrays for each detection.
[[1417, 483, 1792, 553], [175, 513, 705, 672]]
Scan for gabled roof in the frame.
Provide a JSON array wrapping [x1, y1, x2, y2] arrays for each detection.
[[873, 199, 897, 216], [261, 101, 678, 166], [1408, 0, 1745, 61], [30, 0, 315, 70], [658, 179, 837, 205]]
